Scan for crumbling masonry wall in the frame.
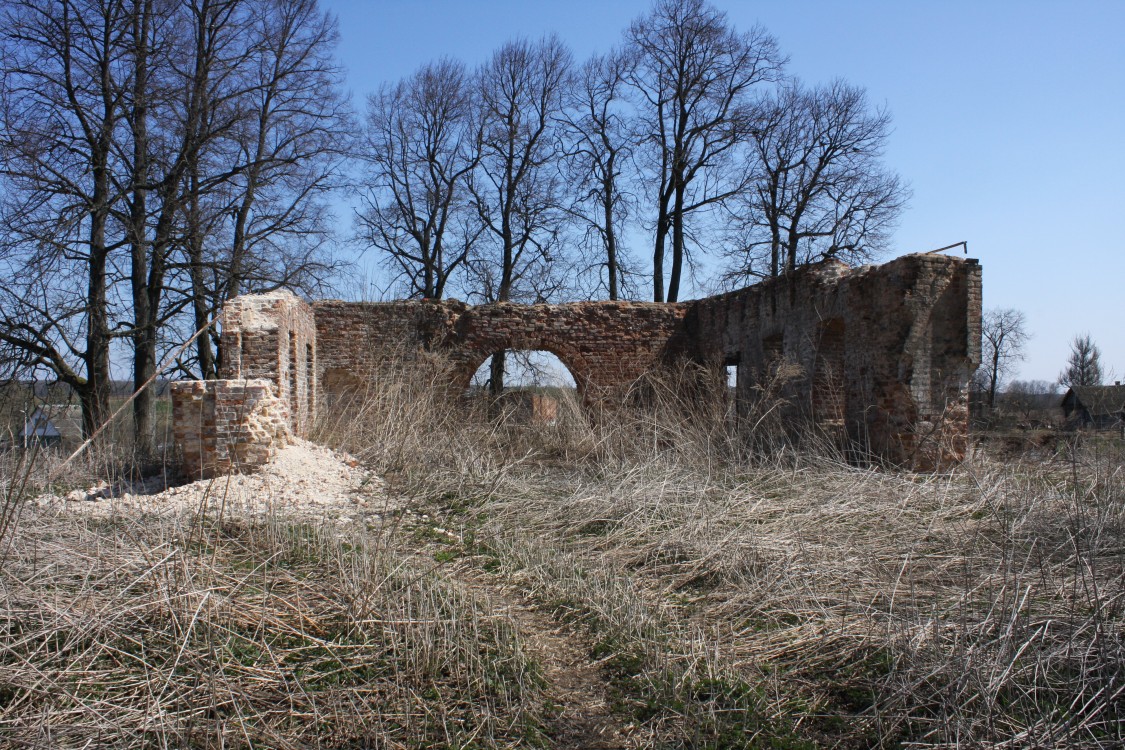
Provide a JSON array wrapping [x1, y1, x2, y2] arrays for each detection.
[[311, 298, 689, 404], [171, 253, 981, 476], [171, 291, 315, 478], [171, 379, 290, 479], [687, 254, 982, 468]]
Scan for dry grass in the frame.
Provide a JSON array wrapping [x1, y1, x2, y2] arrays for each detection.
[[463, 449, 1125, 747], [0, 468, 546, 747], [318, 358, 1124, 748], [3, 356, 1123, 748]]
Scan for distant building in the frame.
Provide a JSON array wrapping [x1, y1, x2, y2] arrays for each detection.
[[1060, 384, 1125, 431], [16, 406, 84, 448]]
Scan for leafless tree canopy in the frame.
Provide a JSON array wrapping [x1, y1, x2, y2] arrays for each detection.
[[2, 0, 915, 409], [179, 0, 350, 377], [357, 58, 478, 300], [0, 0, 130, 436], [727, 80, 909, 282], [0, 0, 349, 442], [354, 0, 909, 328], [468, 35, 572, 306], [467, 35, 572, 394], [560, 52, 636, 301], [978, 308, 1029, 410], [624, 0, 784, 302]]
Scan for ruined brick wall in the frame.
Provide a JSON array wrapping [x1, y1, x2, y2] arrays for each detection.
[[685, 254, 982, 468], [171, 291, 314, 478], [311, 299, 465, 395], [170, 379, 290, 479], [220, 291, 317, 435], [312, 299, 689, 404], [170, 252, 981, 475], [494, 392, 561, 425]]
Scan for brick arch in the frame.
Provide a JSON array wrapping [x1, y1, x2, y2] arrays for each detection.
[[441, 302, 689, 404], [451, 343, 590, 396]]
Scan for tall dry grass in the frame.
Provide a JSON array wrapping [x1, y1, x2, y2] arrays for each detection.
[[4, 352, 1122, 748], [0, 504, 547, 747], [0, 378, 550, 747], [318, 355, 1124, 748]]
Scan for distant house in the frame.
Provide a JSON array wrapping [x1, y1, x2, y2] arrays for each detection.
[[16, 406, 84, 448], [1061, 384, 1125, 431]]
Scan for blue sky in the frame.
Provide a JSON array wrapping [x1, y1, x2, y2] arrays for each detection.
[[322, 0, 1125, 385]]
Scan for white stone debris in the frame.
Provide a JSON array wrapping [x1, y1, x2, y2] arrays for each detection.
[[35, 439, 399, 526]]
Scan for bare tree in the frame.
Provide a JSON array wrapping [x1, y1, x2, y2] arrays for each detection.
[[560, 52, 636, 300], [357, 58, 479, 300], [118, 0, 218, 454], [979, 308, 1029, 410], [185, 0, 348, 379], [1059, 334, 1102, 388], [1006, 379, 1057, 422], [1, 0, 348, 447], [624, 0, 783, 302], [216, 0, 348, 301], [0, 0, 131, 437], [469, 35, 572, 393], [727, 79, 907, 282], [132, 0, 347, 388], [116, 0, 347, 451]]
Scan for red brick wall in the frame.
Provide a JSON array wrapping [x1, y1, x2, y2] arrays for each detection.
[[170, 291, 314, 479], [220, 291, 317, 436], [171, 253, 982, 474], [170, 379, 289, 479], [686, 254, 982, 468], [311, 299, 689, 405]]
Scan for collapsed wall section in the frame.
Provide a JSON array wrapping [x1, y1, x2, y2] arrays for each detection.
[[170, 379, 290, 479], [220, 291, 317, 435], [170, 291, 315, 478]]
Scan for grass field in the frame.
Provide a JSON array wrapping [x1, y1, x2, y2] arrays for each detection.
[[1, 364, 1122, 748]]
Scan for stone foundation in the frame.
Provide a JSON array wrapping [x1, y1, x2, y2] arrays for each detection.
[[172, 253, 982, 475]]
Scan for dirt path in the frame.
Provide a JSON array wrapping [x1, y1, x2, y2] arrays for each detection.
[[446, 560, 639, 749]]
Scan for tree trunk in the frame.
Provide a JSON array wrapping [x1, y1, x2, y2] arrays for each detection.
[[186, 170, 216, 378], [602, 169, 618, 301], [489, 350, 506, 398], [652, 212, 667, 303], [667, 181, 686, 302], [770, 229, 780, 279], [129, 0, 156, 457], [988, 347, 1000, 410], [604, 196, 617, 301], [84, 232, 111, 440], [85, 138, 113, 440]]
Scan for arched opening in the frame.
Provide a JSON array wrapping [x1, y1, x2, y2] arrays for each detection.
[[467, 350, 579, 425]]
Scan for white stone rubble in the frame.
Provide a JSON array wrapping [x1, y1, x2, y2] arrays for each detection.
[[35, 439, 398, 525]]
